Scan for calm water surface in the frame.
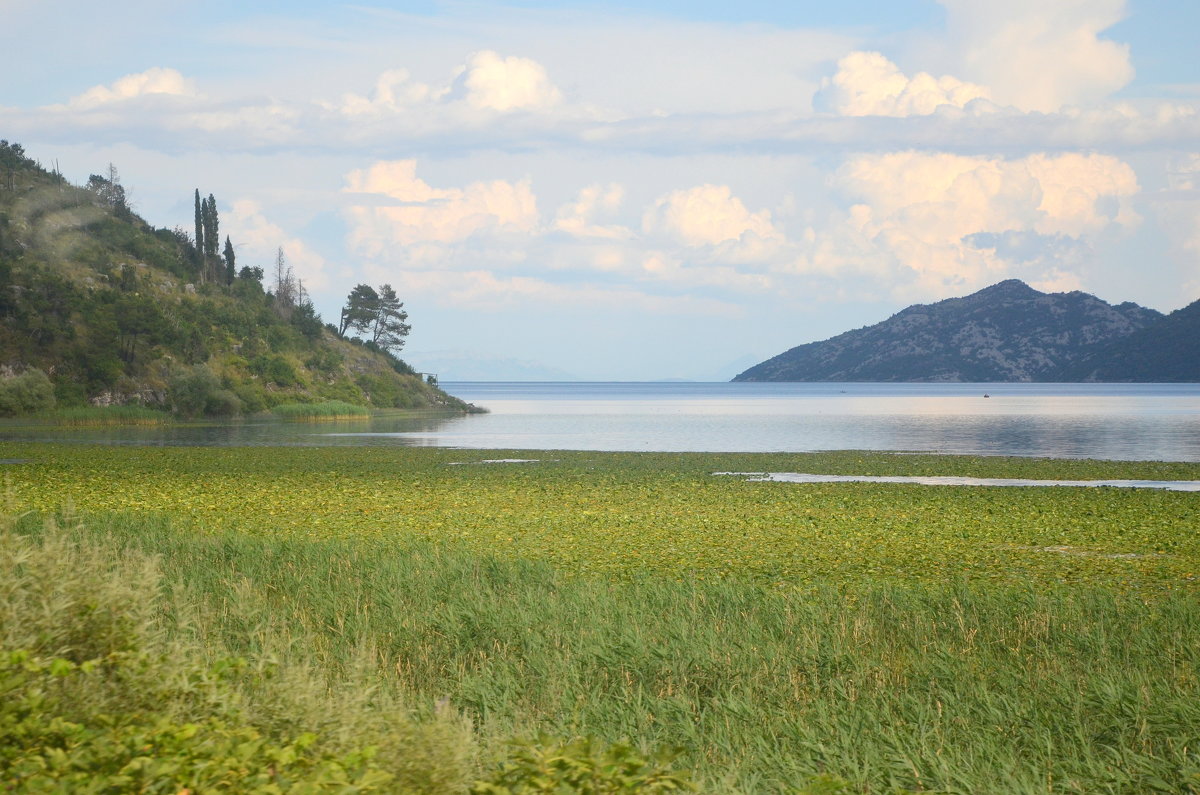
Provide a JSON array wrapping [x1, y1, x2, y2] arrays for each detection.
[[2, 382, 1198, 461], [405, 382, 1200, 461]]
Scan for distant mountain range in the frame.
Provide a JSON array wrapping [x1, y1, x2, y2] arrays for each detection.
[[734, 280, 1200, 382]]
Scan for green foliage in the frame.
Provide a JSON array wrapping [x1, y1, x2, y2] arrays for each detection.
[[291, 300, 325, 341], [0, 514, 476, 794], [38, 405, 170, 426], [249, 353, 301, 387], [272, 400, 371, 420], [6, 444, 1200, 790], [339, 283, 379, 338], [0, 140, 475, 413], [167, 364, 242, 417], [473, 735, 692, 794], [0, 370, 55, 416], [338, 284, 410, 353]]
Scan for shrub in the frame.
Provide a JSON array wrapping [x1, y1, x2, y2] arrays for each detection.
[[167, 365, 242, 417], [249, 354, 300, 387], [0, 370, 56, 416], [471, 735, 693, 794]]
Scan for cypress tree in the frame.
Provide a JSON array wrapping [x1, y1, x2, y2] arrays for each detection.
[[193, 189, 204, 278], [223, 236, 235, 285]]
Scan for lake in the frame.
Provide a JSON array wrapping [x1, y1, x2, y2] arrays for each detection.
[[6, 381, 1195, 461], [414, 382, 1200, 461]]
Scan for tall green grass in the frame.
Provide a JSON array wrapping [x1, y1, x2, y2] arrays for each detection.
[[2, 513, 694, 794], [34, 510, 1200, 793], [37, 405, 171, 425], [272, 400, 372, 421]]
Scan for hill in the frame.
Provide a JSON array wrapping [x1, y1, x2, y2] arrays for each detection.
[[0, 140, 474, 415], [734, 279, 1170, 382], [1059, 297, 1200, 381]]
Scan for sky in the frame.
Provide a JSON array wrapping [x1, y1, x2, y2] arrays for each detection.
[[3, 0, 1199, 380]]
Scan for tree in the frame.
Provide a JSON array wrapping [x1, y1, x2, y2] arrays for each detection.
[[203, 194, 219, 263], [223, 236, 235, 285], [271, 247, 298, 317], [370, 283, 410, 353], [193, 189, 204, 267], [86, 165, 128, 216], [338, 284, 378, 338]]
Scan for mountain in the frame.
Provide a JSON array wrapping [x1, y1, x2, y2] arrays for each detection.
[[0, 140, 473, 415], [1059, 298, 1200, 381], [734, 280, 1169, 382]]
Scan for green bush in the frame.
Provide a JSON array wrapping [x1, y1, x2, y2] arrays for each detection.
[[472, 735, 693, 794], [249, 354, 301, 387], [167, 365, 243, 417], [0, 370, 56, 416]]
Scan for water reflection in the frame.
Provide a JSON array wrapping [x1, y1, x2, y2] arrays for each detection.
[[1, 383, 1198, 461], [401, 382, 1200, 461], [0, 411, 464, 448]]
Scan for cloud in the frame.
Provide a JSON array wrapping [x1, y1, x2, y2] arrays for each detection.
[[1154, 153, 1200, 296], [819, 51, 993, 116], [343, 160, 539, 255], [68, 67, 195, 108], [227, 199, 330, 291], [375, 268, 741, 316], [554, 184, 631, 239], [939, 0, 1133, 112], [454, 50, 562, 112], [818, 151, 1140, 296], [336, 50, 561, 117], [643, 184, 779, 247], [639, 252, 774, 292], [338, 69, 443, 115]]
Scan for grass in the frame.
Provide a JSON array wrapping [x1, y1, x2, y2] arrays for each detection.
[[35, 405, 172, 425], [9, 444, 1199, 592], [3, 442, 1200, 792], [272, 400, 373, 421]]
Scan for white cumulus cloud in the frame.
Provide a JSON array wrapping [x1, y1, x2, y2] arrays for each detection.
[[344, 160, 539, 256], [939, 0, 1133, 112], [554, 184, 631, 239], [226, 199, 330, 291], [820, 51, 993, 116], [68, 67, 195, 108], [456, 50, 562, 112], [821, 151, 1140, 295], [643, 184, 779, 247]]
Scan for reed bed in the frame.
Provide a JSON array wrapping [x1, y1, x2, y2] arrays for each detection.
[[272, 400, 373, 421], [18, 510, 1200, 793], [4, 442, 1200, 792], [37, 405, 172, 426]]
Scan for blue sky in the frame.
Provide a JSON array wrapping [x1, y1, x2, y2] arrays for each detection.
[[3, 0, 1199, 379]]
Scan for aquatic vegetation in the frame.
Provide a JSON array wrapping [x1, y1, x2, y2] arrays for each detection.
[[3, 442, 1199, 791], [35, 405, 172, 426], [9, 506, 1198, 793], [6, 443, 1198, 593], [272, 400, 373, 420]]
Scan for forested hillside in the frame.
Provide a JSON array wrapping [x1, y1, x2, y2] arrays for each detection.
[[0, 140, 471, 415]]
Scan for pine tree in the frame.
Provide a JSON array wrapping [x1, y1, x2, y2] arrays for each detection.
[[370, 284, 411, 353], [338, 284, 379, 338]]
